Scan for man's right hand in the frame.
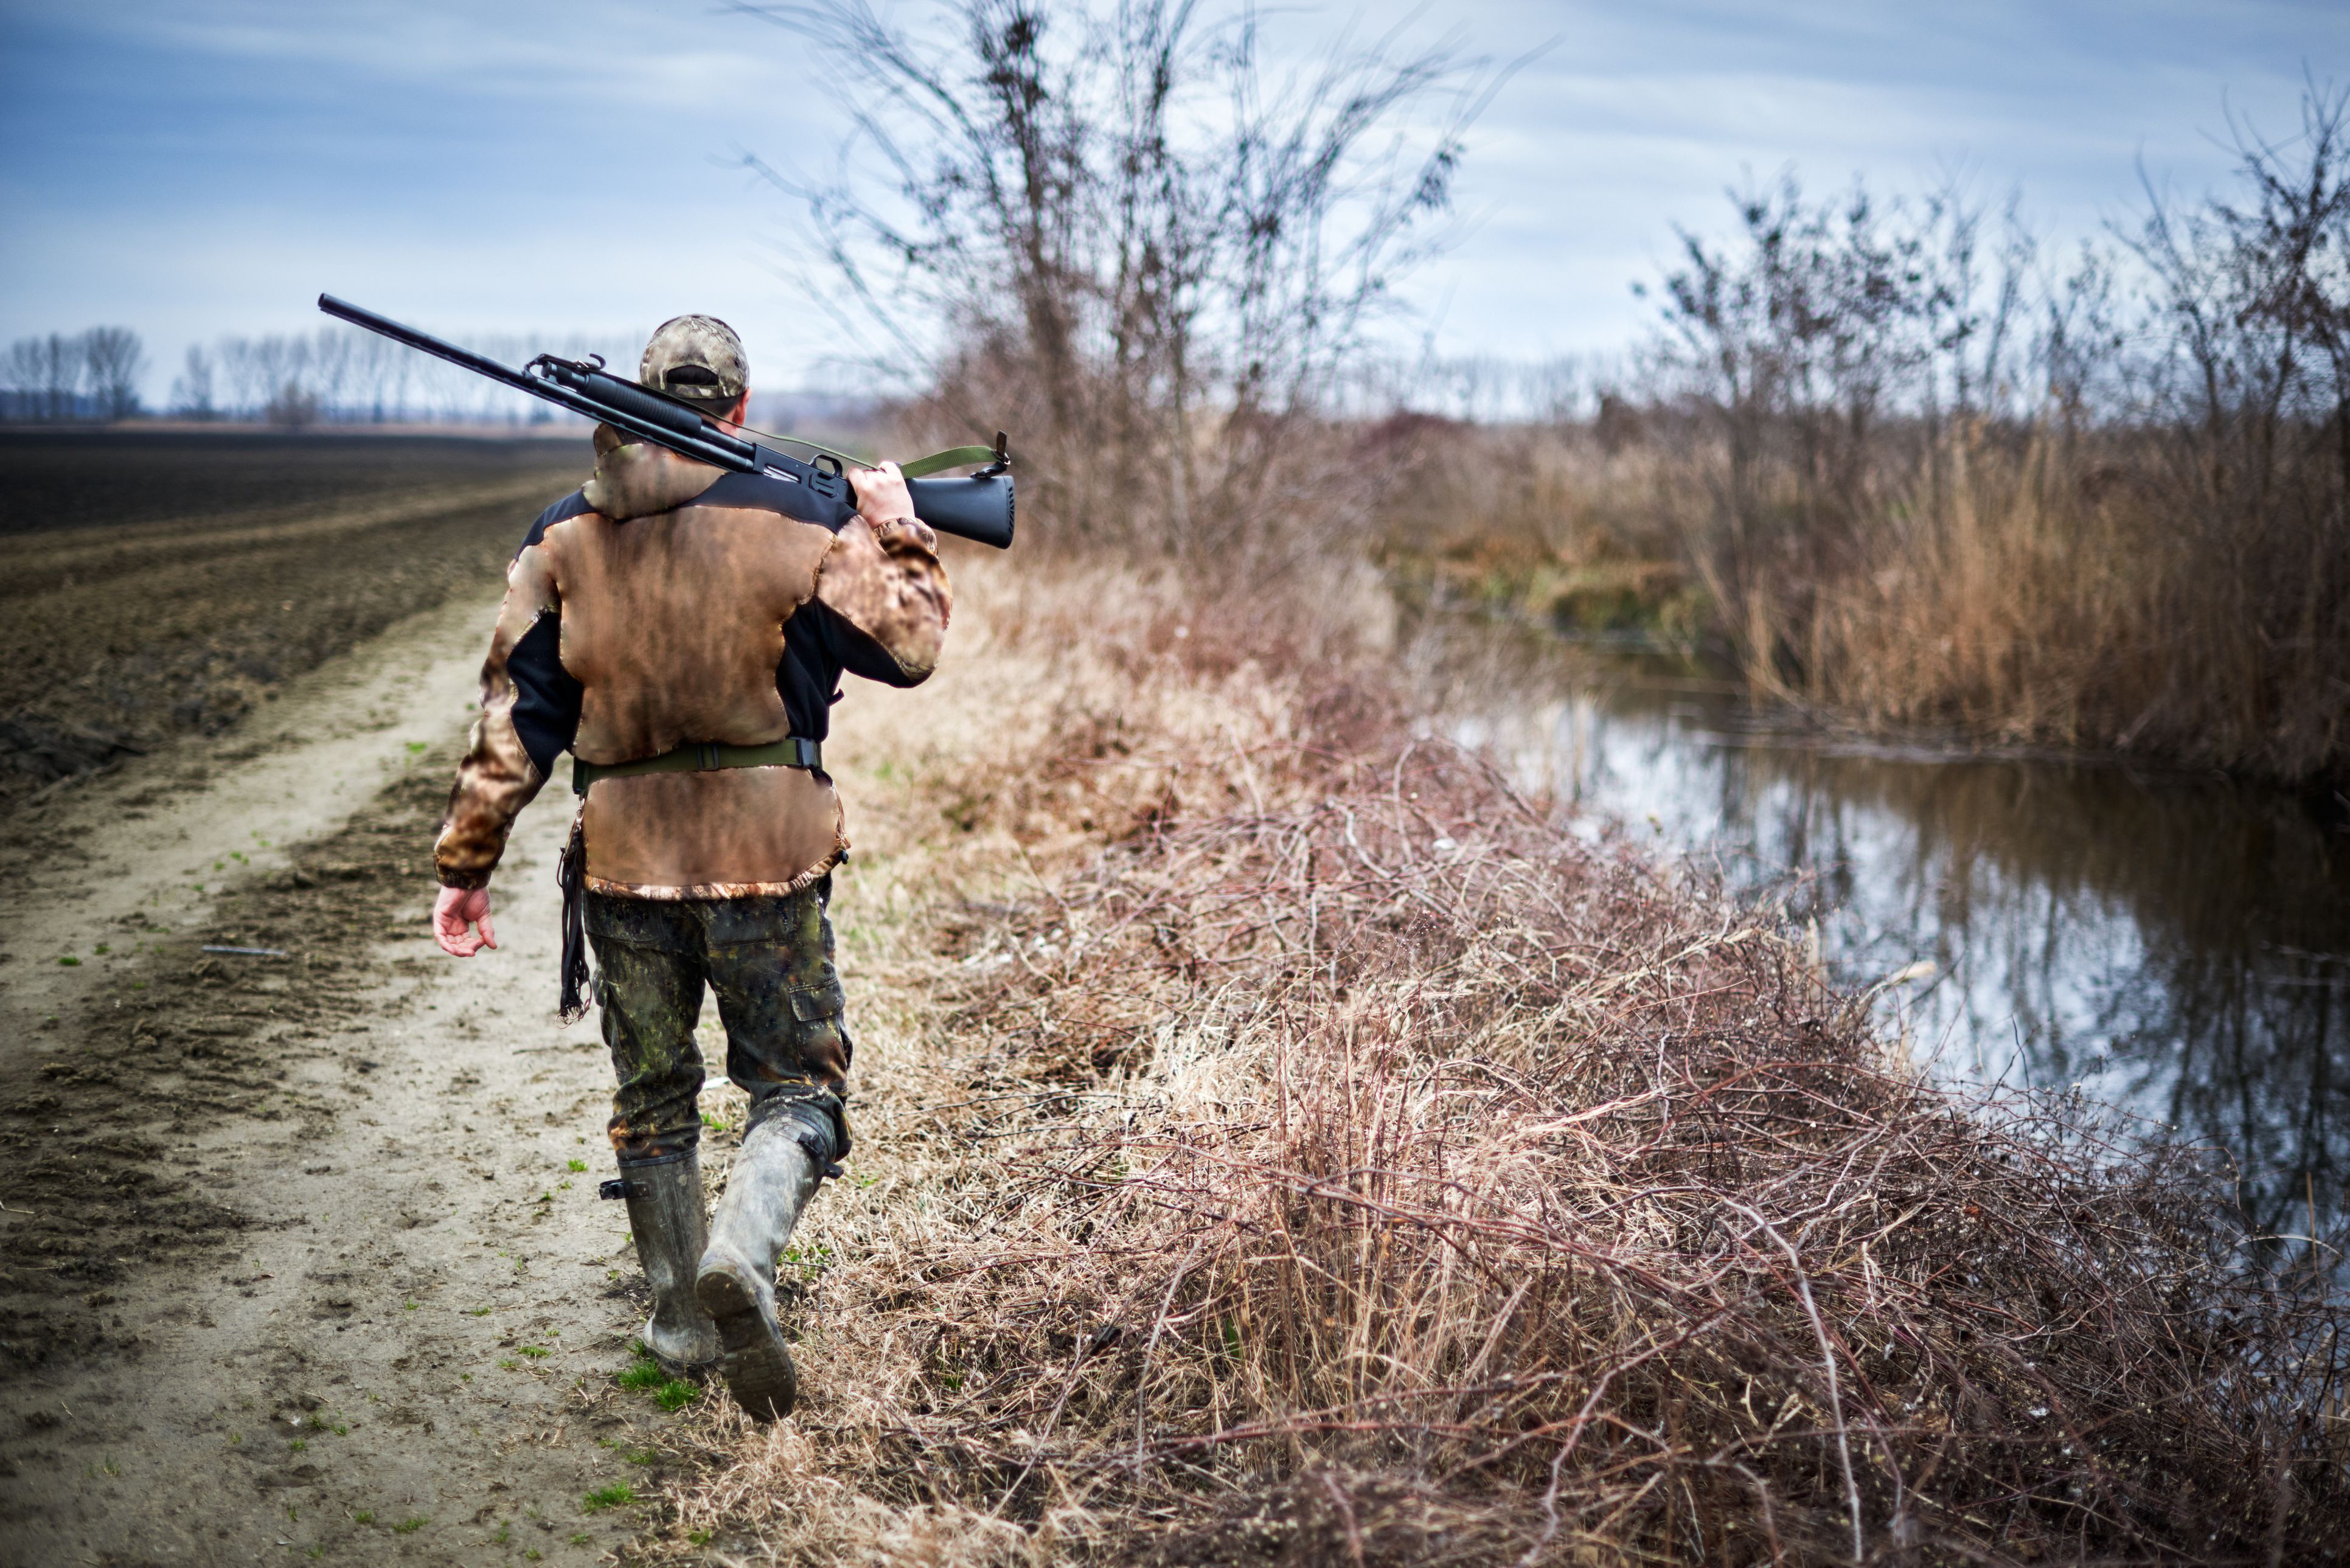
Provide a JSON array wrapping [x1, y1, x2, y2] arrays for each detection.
[[434, 884, 498, 957], [852, 460, 915, 531]]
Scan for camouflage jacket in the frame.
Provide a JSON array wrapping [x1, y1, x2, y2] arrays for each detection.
[[433, 425, 950, 898]]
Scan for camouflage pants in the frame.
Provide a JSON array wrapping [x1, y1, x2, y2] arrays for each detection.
[[584, 879, 851, 1168]]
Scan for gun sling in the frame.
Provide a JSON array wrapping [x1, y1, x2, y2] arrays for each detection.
[[571, 737, 821, 797]]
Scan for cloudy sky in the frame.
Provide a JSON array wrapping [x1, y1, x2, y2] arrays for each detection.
[[1, 0, 2340, 403]]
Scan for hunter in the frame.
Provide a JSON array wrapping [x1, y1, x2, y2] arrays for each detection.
[[427, 314, 950, 1419]]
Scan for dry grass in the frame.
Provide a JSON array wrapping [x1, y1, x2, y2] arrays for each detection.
[[1382, 415, 2350, 780], [644, 557, 2350, 1566]]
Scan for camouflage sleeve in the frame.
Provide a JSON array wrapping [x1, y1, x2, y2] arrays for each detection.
[[810, 514, 953, 685], [434, 544, 563, 889]]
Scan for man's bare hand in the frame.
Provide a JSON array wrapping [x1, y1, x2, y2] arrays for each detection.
[[434, 884, 498, 957], [853, 460, 914, 529]]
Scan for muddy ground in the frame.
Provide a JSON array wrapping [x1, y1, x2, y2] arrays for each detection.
[[0, 435, 734, 1564], [0, 430, 582, 810]]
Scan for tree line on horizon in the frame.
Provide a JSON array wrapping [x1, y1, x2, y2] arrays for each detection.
[[0, 325, 648, 427], [0, 327, 147, 421]]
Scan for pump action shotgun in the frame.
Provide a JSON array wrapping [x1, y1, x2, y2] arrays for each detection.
[[315, 294, 1014, 549]]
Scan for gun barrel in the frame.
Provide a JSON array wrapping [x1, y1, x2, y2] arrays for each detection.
[[318, 293, 753, 470], [318, 295, 546, 401]]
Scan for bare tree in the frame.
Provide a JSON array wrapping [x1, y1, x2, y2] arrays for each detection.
[[731, 0, 1503, 558], [28, 333, 86, 420], [0, 338, 44, 417], [170, 345, 219, 419], [81, 327, 147, 420]]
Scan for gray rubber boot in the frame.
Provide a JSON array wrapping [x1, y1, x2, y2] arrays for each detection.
[[695, 1112, 828, 1420], [619, 1153, 719, 1373]]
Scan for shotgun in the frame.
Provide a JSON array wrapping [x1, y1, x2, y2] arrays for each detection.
[[316, 294, 1013, 549]]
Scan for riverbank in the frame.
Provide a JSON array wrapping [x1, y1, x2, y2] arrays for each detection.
[[1372, 414, 2350, 789], [644, 557, 2350, 1565]]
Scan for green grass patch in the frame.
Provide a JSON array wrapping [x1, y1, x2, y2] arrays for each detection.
[[581, 1484, 633, 1513], [616, 1347, 699, 1410]]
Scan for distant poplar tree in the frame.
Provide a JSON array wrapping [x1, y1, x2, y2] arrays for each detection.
[[81, 327, 147, 420], [170, 345, 219, 419]]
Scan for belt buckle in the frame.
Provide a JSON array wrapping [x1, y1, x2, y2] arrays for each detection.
[[695, 743, 720, 771]]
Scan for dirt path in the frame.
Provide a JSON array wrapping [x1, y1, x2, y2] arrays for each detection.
[[0, 592, 706, 1565]]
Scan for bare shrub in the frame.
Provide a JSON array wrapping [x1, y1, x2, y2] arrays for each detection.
[[653, 562, 2350, 1564], [920, 763, 2346, 1558], [2110, 83, 2350, 771], [734, 0, 1495, 567], [1408, 85, 2350, 779], [1645, 173, 2052, 699]]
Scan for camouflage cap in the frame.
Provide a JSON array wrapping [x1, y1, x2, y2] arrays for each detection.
[[639, 314, 748, 404]]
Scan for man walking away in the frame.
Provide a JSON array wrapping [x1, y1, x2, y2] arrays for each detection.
[[426, 314, 950, 1420]]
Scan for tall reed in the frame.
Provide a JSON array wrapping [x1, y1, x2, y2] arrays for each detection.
[[1388, 88, 2350, 779]]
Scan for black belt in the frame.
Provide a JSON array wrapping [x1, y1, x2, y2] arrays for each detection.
[[571, 737, 821, 796]]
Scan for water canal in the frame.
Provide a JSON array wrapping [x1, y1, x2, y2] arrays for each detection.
[[1428, 623, 2350, 1243]]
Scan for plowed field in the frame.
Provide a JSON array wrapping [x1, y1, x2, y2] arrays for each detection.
[[0, 429, 582, 808]]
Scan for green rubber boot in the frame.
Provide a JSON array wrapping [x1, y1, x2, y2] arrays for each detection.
[[617, 1153, 720, 1373], [694, 1114, 828, 1420]]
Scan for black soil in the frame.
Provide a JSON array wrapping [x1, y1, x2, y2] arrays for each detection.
[[0, 428, 580, 537], [0, 430, 583, 806]]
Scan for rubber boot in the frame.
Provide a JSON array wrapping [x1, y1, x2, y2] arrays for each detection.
[[695, 1111, 829, 1420], [619, 1153, 720, 1373]]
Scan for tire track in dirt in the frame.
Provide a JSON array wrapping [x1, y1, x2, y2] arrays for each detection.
[[0, 600, 715, 1566]]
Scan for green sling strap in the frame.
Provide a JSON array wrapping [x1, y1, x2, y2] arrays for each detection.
[[897, 444, 999, 478], [572, 737, 821, 797], [737, 426, 999, 482]]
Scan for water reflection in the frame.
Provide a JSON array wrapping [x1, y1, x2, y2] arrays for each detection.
[[1430, 633, 2350, 1241]]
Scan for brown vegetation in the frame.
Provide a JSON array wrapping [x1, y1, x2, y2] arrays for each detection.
[[643, 561, 2350, 1564], [603, 32, 2350, 1557], [1391, 88, 2350, 782]]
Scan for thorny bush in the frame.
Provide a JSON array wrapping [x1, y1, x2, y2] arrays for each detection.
[[765, 661, 2350, 1561]]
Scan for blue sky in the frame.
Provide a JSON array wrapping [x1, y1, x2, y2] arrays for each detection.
[[1, 0, 2340, 403]]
